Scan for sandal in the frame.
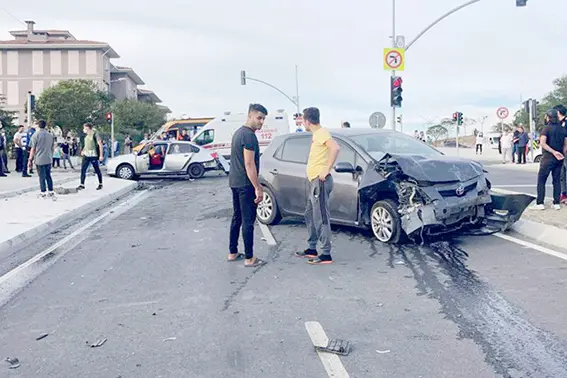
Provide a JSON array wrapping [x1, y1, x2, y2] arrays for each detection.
[[227, 253, 245, 262], [307, 257, 333, 265], [245, 258, 267, 268]]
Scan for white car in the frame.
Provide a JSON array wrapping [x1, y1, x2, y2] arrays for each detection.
[[107, 140, 230, 180]]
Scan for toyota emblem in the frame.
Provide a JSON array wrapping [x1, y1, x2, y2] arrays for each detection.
[[455, 185, 465, 196]]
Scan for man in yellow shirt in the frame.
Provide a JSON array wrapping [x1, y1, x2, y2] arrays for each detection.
[[295, 107, 340, 265]]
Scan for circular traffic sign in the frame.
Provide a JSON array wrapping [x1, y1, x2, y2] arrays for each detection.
[[384, 50, 403, 70], [369, 112, 387, 129], [497, 107, 509, 119]]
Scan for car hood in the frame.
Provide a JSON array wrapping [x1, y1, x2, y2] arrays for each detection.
[[377, 153, 484, 183]]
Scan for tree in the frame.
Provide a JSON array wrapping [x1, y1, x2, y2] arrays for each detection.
[[0, 94, 16, 129], [426, 124, 448, 145], [109, 100, 167, 142], [491, 122, 513, 133], [33, 79, 111, 134]]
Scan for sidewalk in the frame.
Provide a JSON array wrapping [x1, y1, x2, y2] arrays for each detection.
[[492, 188, 567, 251], [0, 176, 137, 254]]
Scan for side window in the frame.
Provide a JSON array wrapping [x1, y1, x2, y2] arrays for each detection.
[[280, 137, 311, 164], [169, 143, 193, 154], [194, 130, 214, 145], [191, 145, 200, 153], [336, 141, 356, 167]]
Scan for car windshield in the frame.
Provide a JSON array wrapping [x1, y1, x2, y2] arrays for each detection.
[[350, 132, 442, 160]]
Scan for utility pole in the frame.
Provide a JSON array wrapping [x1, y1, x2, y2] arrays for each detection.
[[295, 65, 300, 115], [27, 91, 33, 128]]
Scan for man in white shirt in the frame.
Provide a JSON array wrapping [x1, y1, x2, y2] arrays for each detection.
[[475, 132, 485, 155], [13, 125, 24, 172], [500, 130, 514, 163]]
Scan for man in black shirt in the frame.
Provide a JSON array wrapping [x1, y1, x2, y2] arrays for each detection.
[[555, 105, 567, 203], [532, 108, 567, 210], [227, 103, 268, 267]]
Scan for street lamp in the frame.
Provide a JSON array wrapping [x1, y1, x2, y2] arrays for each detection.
[[240, 66, 301, 115]]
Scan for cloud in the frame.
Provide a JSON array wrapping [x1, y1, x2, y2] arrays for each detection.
[[1, 0, 565, 133]]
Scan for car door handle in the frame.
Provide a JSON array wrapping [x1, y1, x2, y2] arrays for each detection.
[[269, 169, 278, 175]]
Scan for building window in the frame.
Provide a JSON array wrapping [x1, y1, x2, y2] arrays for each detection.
[[0, 51, 3, 75], [32, 80, 44, 97], [7, 51, 18, 75], [68, 50, 79, 75], [50, 80, 60, 88], [50, 51, 62, 75], [7, 81, 19, 106], [86, 51, 97, 75], [32, 51, 44, 75]]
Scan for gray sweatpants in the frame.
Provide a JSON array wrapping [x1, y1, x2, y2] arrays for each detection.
[[305, 176, 334, 255], [561, 159, 567, 195]]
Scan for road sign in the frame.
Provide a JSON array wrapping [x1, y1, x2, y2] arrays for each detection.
[[497, 107, 509, 119], [383, 48, 405, 71], [369, 112, 387, 129]]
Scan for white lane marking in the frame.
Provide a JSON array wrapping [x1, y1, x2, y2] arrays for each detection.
[[257, 221, 277, 246], [0, 190, 150, 306], [305, 321, 350, 378], [493, 185, 550, 188], [494, 233, 567, 262]]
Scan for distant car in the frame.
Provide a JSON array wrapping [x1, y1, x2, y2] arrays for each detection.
[[256, 129, 532, 243], [107, 140, 229, 180]]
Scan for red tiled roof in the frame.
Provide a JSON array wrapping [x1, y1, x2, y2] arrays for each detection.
[[0, 39, 107, 45]]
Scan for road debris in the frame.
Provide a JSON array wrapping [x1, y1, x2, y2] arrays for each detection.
[[5, 357, 20, 369], [90, 338, 107, 348], [314, 339, 351, 356], [376, 349, 391, 354], [193, 230, 200, 233], [163, 337, 177, 342], [36, 333, 49, 341]]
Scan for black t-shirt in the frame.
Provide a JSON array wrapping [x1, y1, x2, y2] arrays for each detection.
[[61, 143, 70, 154], [229, 126, 260, 188], [541, 123, 567, 160], [513, 130, 520, 145]]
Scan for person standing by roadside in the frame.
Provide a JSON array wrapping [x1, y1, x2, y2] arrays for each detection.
[[516, 127, 529, 164], [531, 109, 567, 210], [500, 129, 513, 164], [342, 121, 351, 129], [295, 107, 341, 265], [13, 125, 24, 172], [28, 120, 56, 199], [124, 135, 133, 154], [554, 105, 567, 203], [20, 126, 32, 177], [0, 127, 6, 177], [227, 104, 267, 268], [512, 125, 520, 163], [60, 138, 75, 170], [77, 123, 104, 191], [475, 132, 484, 155]]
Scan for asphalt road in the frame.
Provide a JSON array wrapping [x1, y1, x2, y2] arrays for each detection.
[[1, 176, 567, 377], [485, 165, 541, 196]]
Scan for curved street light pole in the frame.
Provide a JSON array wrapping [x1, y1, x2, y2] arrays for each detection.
[[241, 67, 301, 115]]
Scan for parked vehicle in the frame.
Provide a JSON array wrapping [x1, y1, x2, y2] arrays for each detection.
[[256, 129, 533, 243], [107, 140, 229, 180], [133, 117, 214, 153], [191, 109, 291, 159]]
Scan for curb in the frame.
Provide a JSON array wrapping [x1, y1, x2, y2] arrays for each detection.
[[0, 180, 139, 255], [491, 188, 567, 251]]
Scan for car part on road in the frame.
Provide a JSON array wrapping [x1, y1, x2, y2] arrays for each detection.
[[314, 339, 351, 356], [5, 357, 20, 369], [257, 187, 281, 225], [36, 333, 49, 341], [90, 338, 107, 348], [188, 163, 205, 179], [117, 163, 135, 180]]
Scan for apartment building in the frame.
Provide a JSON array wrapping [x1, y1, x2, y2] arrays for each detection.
[[0, 20, 169, 124]]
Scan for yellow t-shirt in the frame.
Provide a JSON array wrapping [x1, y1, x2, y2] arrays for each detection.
[[306, 128, 332, 181]]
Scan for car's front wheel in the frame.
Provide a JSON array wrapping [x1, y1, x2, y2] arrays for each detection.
[[257, 186, 282, 225], [188, 163, 205, 179], [534, 155, 542, 163], [370, 199, 402, 243], [117, 164, 136, 180]]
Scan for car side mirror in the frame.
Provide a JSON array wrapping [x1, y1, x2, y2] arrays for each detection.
[[334, 162, 355, 173]]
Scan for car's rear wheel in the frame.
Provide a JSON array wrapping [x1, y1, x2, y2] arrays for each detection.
[[534, 155, 542, 163], [257, 186, 282, 225], [117, 164, 135, 180], [188, 163, 205, 179], [371, 199, 402, 243]]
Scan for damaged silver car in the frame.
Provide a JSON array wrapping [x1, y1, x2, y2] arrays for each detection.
[[257, 129, 533, 243]]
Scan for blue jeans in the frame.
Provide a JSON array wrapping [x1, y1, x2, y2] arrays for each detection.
[[37, 164, 54, 193]]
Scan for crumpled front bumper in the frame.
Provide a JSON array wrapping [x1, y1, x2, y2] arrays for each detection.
[[400, 191, 535, 236]]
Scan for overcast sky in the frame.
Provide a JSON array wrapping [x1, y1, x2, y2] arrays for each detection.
[[0, 0, 563, 133]]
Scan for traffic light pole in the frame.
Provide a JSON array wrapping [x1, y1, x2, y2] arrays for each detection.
[[391, 0, 397, 132], [241, 70, 300, 115]]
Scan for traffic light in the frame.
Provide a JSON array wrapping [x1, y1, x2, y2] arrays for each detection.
[[240, 70, 246, 85], [30, 95, 36, 111], [530, 100, 539, 121], [516, 0, 527, 6], [453, 112, 463, 125], [396, 115, 402, 124], [390, 76, 403, 108], [106, 112, 113, 125]]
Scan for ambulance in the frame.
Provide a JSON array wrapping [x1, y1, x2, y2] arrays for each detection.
[[191, 109, 291, 158]]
